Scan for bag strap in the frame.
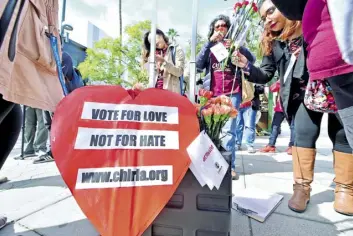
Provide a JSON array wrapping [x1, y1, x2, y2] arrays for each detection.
[[170, 46, 185, 96], [48, 35, 68, 96], [283, 54, 297, 84]]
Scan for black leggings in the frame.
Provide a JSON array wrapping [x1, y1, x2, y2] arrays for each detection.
[[0, 96, 22, 170], [328, 72, 353, 151], [295, 102, 351, 154]]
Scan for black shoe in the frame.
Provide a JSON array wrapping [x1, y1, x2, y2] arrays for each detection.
[[33, 152, 54, 164], [0, 216, 7, 229]]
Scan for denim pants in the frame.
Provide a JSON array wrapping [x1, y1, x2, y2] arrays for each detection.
[[24, 107, 48, 154], [268, 112, 295, 147], [221, 93, 242, 170], [235, 106, 257, 148]]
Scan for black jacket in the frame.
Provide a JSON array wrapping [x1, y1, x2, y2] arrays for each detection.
[[271, 0, 307, 21], [246, 40, 308, 120]]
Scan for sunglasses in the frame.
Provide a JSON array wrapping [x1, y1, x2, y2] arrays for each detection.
[[215, 24, 227, 29]]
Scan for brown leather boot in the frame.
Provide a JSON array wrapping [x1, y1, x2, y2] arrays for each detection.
[[333, 151, 353, 216], [288, 147, 316, 213]]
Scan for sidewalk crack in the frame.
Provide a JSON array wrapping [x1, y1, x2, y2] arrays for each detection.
[[16, 222, 44, 236]]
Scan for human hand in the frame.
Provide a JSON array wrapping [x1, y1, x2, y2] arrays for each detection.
[[155, 54, 165, 64], [210, 31, 224, 42], [231, 50, 248, 68], [224, 39, 232, 49]]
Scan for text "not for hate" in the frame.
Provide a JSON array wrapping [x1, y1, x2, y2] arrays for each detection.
[[90, 134, 166, 147]]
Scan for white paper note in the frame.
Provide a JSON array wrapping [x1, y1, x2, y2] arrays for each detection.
[[189, 163, 206, 187], [187, 132, 229, 190], [210, 42, 229, 63]]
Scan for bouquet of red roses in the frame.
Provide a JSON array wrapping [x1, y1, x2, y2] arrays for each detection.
[[224, 0, 260, 67], [195, 89, 238, 149]]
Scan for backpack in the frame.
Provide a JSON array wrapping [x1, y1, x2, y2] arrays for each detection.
[[170, 46, 187, 96], [66, 67, 84, 93]]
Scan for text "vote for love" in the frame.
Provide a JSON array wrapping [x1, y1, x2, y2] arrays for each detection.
[[91, 109, 168, 123]]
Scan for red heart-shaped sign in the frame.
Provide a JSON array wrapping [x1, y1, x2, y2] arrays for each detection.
[[51, 86, 199, 236]]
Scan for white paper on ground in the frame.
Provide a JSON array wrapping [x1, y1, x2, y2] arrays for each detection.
[[232, 188, 283, 223], [210, 42, 228, 63], [189, 163, 206, 187], [187, 132, 229, 190]]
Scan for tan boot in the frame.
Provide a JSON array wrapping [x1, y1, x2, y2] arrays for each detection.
[[288, 147, 316, 213], [333, 151, 353, 216]]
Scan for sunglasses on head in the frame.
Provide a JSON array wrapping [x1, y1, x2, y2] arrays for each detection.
[[215, 24, 227, 29]]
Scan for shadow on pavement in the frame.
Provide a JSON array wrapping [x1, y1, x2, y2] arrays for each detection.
[[268, 191, 353, 236], [0, 175, 66, 191], [1, 219, 98, 236]]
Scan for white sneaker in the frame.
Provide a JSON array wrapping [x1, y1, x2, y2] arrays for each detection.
[[0, 176, 8, 185], [247, 146, 256, 154]]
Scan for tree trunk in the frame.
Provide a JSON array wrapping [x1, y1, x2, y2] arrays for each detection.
[[119, 0, 122, 38]]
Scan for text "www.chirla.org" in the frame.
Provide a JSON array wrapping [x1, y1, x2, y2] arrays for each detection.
[[75, 166, 173, 189]]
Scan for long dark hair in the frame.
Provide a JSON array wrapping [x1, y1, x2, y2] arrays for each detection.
[[207, 15, 231, 41], [142, 29, 169, 64]]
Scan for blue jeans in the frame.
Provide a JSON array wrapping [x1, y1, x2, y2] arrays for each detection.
[[269, 112, 295, 147], [221, 93, 242, 170], [235, 106, 257, 148]]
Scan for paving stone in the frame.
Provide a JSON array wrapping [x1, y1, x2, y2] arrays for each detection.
[[17, 197, 98, 236], [251, 213, 342, 236], [0, 223, 40, 236]]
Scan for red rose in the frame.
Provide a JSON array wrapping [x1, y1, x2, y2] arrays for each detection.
[[234, 2, 242, 10], [252, 2, 258, 12], [243, 1, 249, 6]]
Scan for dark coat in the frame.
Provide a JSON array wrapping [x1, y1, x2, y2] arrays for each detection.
[[271, 0, 307, 21], [246, 40, 308, 121]]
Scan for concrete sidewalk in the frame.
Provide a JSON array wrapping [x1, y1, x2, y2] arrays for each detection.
[[1, 115, 353, 236]]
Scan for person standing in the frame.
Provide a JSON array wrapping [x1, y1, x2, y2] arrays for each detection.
[[196, 14, 255, 180], [270, 0, 353, 217], [235, 85, 264, 153], [142, 29, 185, 95], [260, 81, 295, 155], [233, 0, 353, 215], [22, 107, 48, 157]]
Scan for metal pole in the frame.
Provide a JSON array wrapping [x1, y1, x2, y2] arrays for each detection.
[[60, 0, 67, 39], [61, 0, 66, 24], [148, 0, 158, 88], [189, 0, 199, 103]]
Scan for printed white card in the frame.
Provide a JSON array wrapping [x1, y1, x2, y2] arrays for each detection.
[[210, 42, 229, 63], [187, 132, 229, 190]]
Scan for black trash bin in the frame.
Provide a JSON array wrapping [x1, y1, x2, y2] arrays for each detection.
[[142, 153, 232, 236]]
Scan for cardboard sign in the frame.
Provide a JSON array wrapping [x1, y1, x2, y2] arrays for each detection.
[[51, 86, 199, 236]]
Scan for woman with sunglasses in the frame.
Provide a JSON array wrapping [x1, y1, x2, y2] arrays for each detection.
[[270, 0, 353, 217], [196, 14, 255, 180], [142, 29, 185, 95], [233, 0, 353, 215]]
